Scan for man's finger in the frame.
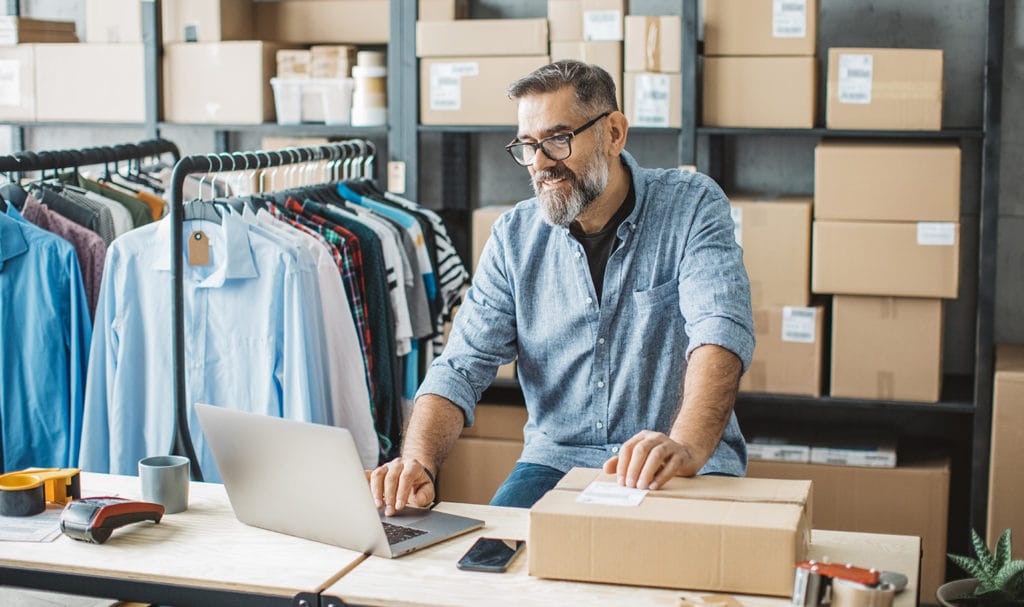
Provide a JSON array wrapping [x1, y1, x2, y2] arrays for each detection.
[[602, 455, 619, 474], [395, 465, 420, 510], [382, 461, 403, 516], [616, 434, 644, 483], [636, 443, 668, 490], [650, 454, 681, 490], [369, 466, 386, 508], [625, 437, 656, 488]]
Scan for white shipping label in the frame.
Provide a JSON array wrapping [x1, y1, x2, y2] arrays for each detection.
[[429, 62, 478, 111], [632, 74, 671, 127], [0, 60, 21, 107], [917, 222, 957, 246], [576, 481, 648, 506], [730, 207, 743, 247], [772, 0, 807, 38], [583, 10, 623, 41], [782, 306, 817, 343], [838, 53, 873, 104]]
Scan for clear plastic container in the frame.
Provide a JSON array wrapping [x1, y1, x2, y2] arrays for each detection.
[[272, 77, 353, 124], [319, 77, 354, 125], [270, 78, 303, 125]]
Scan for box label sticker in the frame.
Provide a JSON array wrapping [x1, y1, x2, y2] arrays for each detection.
[[0, 60, 20, 107], [429, 62, 479, 111], [583, 10, 623, 41], [576, 481, 648, 506], [772, 0, 807, 38], [838, 53, 873, 104], [633, 73, 671, 127], [917, 222, 956, 246], [782, 306, 817, 343], [730, 207, 743, 247], [0, 30, 15, 46]]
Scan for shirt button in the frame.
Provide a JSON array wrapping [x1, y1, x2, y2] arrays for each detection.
[[596, 422, 604, 429], [612, 446, 620, 453], [597, 381, 605, 388], [575, 251, 582, 259], [585, 297, 593, 305], [598, 338, 606, 344]]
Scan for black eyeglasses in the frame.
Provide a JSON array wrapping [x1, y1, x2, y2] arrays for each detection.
[[504, 111, 612, 167]]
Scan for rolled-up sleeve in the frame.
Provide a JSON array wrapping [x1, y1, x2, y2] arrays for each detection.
[[415, 218, 518, 427], [677, 187, 755, 371]]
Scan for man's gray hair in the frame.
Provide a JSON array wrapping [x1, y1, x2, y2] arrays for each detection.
[[507, 60, 619, 115]]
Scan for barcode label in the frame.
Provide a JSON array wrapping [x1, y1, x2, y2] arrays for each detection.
[[429, 62, 479, 111], [772, 0, 807, 38], [632, 74, 670, 127], [782, 307, 817, 343], [0, 60, 20, 107], [730, 206, 743, 247], [917, 222, 956, 246], [584, 10, 623, 41], [838, 54, 873, 104]]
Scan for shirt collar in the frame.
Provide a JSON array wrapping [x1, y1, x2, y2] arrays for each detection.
[[0, 211, 29, 271], [152, 212, 258, 284], [616, 150, 644, 237]]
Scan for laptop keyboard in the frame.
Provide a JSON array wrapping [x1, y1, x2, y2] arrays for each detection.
[[383, 521, 428, 545]]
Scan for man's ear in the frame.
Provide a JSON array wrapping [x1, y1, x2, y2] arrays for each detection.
[[605, 111, 629, 156]]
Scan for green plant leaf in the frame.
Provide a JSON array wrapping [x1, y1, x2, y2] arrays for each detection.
[[974, 529, 999, 575], [949, 553, 993, 585], [996, 529, 1013, 571], [994, 561, 1024, 590]]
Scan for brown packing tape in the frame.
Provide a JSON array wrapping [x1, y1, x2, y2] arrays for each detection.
[[644, 17, 660, 72]]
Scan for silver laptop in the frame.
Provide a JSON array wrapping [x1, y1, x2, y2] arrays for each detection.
[[195, 403, 484, 557]]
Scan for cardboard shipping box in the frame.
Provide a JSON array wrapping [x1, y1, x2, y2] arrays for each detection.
[[35, 44, 144, 122], [704, 0, 817, 56], [827, 48, 943, 130], [86, 0, 141, 43], [741, 306, 824, 397], [815, 141, 961, 222], [730, 197, 812, 307], [255, 1, 389, 44], [624, 16, 681, 73], [581, 0, 625, 41], [547, 0, 582, 42], [419, 0, 469, 21], [624, 71, 681, 128], [0, 17, 77, 45], [830, 295, 943, 402], [703, 57, 816, 128], [438, 437, 522, 505], [161, 0, 252, 44], [417, 19, 548, 58], [0, 45, 35, 121], [164, 42, 293, 124], [461, 403, 528, 441], [987, 345, 1024, 557], [421, 56, 549, 125], [749, 458, 950, 603], [472, 205, 514, 271], [530, 468, 811, 595], [812, 220, 959, 298], [550, 41, 621, 108]]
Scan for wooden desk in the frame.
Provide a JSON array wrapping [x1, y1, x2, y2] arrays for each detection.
[[322, 502, 922, 607], [0, 473, 365, 607]]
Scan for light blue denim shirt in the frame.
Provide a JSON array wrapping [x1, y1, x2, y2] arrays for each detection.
[[417, 151, 754, 476]]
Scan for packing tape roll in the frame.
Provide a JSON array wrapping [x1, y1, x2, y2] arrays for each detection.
[[832, 579, 896, 607], [0, 469, 81, 517]]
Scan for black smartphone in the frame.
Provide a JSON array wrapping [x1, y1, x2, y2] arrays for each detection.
[[456, 537, 526, 572]]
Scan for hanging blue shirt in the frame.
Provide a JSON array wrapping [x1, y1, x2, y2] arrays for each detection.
[[418, 151, 755, 476], [0, 206, 91, 471], [80, 213, 330, 482]]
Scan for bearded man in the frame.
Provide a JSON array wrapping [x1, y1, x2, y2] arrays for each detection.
[[370, 60, 755, 513]]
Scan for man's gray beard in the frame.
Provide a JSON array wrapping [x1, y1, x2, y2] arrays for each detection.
[[533, 156, 609, 228]]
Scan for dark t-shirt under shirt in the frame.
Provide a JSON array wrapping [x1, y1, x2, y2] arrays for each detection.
[[569, 179, 636, 301]]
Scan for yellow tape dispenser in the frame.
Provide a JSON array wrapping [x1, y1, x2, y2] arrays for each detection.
[[0, 468, 81, 517]]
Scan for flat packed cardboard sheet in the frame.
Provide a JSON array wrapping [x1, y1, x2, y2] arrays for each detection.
[[815, 141, 960, 222], [417, 19, 548, 57], [421, 56, 549, 126], [830, 295, 943, 402], [0, 17, 77, 45], [703, 0, 817, 56], [529, 468, 810, 596], [624, 16, 681, 73], [35, 44, 144, 122], [741, 306, 824, 397], [988, 345, 1024, 559], [729, 197, 812, 308], [812, 220, 959, 298], [703, 57, 816, 128], [749, 458, 949, 603], [826, 48, 943, 130]]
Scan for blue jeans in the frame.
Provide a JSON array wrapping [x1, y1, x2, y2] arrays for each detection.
[[490, 462, 566, 508]]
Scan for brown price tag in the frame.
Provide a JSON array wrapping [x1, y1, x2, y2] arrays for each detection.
[[188, 230, 210, 266]]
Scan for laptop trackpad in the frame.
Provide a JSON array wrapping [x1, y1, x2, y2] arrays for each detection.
[[380, 507, 432, 527]]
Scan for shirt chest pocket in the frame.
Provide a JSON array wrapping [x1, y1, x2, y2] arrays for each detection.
[[632, 277, 680, 311]]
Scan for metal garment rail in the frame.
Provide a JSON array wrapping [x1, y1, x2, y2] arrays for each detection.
[[0, 138, 180, 175], [167, 141, 375, 480]]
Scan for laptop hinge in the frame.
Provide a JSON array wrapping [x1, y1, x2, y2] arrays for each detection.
[[293, 591, 320, 607]]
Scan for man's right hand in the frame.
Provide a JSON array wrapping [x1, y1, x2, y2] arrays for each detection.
[[368, 457, 436, 516]]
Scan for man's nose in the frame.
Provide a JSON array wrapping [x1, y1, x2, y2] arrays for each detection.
[[533, 147, 557, 171]]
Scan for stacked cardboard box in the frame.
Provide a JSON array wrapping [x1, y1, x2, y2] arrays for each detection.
[[622, 15, 681, 128], [987, 345, 1024, 558], [438, 404, 526, 504], [418, 19, 549, 125], [702, 0, 817, 127], [731, 197, 822, 397], [548, 0, 626, 112], [812, 142, 960, 402], [467, 206, 517, 381], [826, 48, 943, 130]]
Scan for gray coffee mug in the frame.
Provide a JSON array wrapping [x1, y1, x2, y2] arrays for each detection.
[[139, 455, 190, 514]]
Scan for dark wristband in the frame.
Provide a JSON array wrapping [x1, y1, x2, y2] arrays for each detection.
[[423, 466, 436, 488]]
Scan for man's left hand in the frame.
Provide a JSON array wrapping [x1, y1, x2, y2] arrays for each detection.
[[602, 430, 702, 490]]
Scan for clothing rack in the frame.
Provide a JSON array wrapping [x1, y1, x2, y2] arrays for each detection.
[[0, 139, 181, 177], [167, 140, 377, 480]]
